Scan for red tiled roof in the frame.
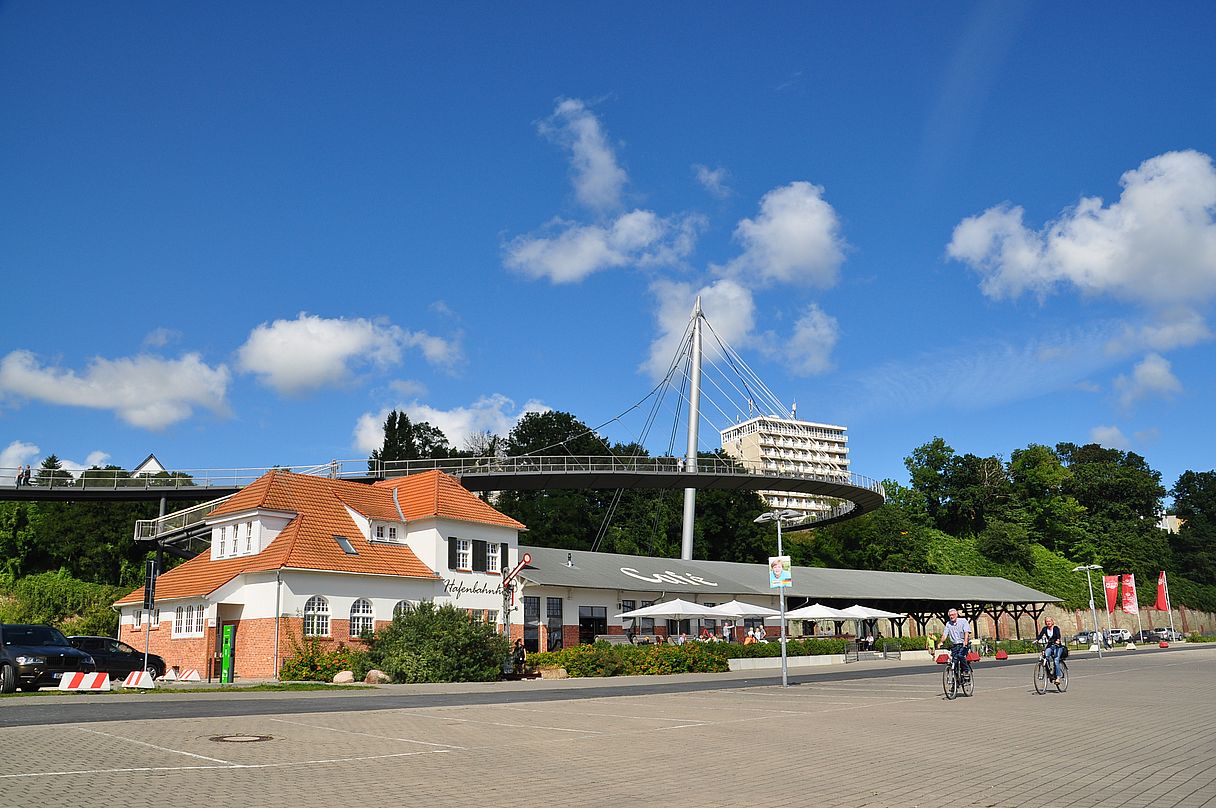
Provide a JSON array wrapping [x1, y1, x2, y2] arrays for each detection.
[[116, 470, 523, 606], [373, 471, 526, 529]]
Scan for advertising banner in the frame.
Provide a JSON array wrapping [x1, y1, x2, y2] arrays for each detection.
[[768, 556, 792, 588], [1121, 574, 1139, 614], [1103, 575, 1120, 613], [1155, 571, 1169, 612]]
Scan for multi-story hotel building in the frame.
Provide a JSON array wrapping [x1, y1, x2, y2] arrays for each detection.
[[720, 415, 850, 518]]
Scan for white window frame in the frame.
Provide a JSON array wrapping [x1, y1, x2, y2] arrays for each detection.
[[393, 600, 413, 618], [217, 526, 226, 557], [133, 609, 143, 629], [456, 539, 471, 570], [244, 521, 253, 553], [487, 545, 501, 573], [375, 525, 385, 540], [150, 607, 160, 629], [388, 526, 398, 541], [349, 598, 374, 637], [173, 604, 204, 638], [304, 596, 330, 637]]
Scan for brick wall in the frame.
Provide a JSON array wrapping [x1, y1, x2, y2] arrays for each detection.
[[120, 617, 212, 676]]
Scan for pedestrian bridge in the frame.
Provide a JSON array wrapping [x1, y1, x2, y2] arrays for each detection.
[[5, 455, 884, 534]]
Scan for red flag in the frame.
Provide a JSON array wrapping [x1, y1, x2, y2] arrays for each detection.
[[1155, 571, 1169, 611], [1103, 575, 1120, 613], [1121, 574, 1138, 614]]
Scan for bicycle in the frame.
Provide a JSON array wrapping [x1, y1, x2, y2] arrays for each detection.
[[942, 647, 974, 699], [1033, 646, 1069, 694]]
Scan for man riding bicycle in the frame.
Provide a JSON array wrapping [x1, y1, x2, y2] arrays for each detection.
[[941, 608, 972, 676], [1036, 617, 1065, 683]]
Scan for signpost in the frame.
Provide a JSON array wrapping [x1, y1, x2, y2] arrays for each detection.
[[501, 552, 532, 669], [142, 558, 158, 676]]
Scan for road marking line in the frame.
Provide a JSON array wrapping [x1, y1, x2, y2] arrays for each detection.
[[267, 717, 465, 749], [500, 706, 707, 723], [76, 727, 234, 765], [0, 750, 450, 780], [408, 711, 601, 734]]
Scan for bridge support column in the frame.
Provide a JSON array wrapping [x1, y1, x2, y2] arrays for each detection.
[[681, 297, 703, 560]]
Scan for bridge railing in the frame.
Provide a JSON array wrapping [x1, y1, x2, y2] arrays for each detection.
[[133, 495, 234, 542], [377, 455, 885, 496], [2, 460, 372, 491]]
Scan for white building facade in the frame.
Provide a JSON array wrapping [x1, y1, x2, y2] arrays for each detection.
[[719, 415, 850, 518]]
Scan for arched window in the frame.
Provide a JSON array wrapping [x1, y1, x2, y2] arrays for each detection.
[[393, 600, 413, 619], [304, 596, 330, 637], [350, 598, 374, 637]]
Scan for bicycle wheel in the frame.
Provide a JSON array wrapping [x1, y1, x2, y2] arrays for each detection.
[[1056, 663, 1069, 693], [943, 663, 957, 700], [1033, 660, 1047, 694], [960, 666, 974, 697]]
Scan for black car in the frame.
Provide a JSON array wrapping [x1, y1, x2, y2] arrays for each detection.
[[1, 623, 96, 693], [68, 636, 165, 680], [1131, 630, 1157, 644]]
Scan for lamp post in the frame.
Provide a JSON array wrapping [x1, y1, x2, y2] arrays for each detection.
[[1072, 564, 1104, 660], [755, 508, 801, 687]]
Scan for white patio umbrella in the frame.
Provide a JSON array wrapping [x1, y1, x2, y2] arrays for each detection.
[[711, 599, 782, 641], [711, 600, 781, 619], [614, 598, 724, 620], [784, 603, 853, 620], [839, 605, 905, 619]]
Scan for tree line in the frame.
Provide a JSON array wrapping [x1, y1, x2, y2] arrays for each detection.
[[4, 411, 1215, 613]]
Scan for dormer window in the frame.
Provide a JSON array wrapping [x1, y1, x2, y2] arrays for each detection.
[[372, 522, 403, 544]]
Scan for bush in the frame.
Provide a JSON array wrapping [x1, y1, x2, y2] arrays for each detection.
[[0, 570, 124, 636], [279, 637, 368, 682], [365, 602, 507, 683], [1186, 633, 1216, 643], [527, 638, 846, 678]]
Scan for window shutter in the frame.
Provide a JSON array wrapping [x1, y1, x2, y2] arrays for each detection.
[[472, 540, 487, 572], [448, 539, 459, 570], [499, 543, 509, 572]]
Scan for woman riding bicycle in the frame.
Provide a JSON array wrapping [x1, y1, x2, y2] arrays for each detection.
[[1036, 617, 1065, 684]]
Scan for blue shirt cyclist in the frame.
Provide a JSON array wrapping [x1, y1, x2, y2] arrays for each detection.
[[941, 608, 972, 673]]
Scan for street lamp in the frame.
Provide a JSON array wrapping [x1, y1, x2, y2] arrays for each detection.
[[1072, 564, 1104, 660], [755, 508, 802, 687]]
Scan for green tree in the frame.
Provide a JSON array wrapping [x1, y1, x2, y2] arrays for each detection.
[[1170, 470, 1216, 584], [904, 437, 955, 527], [1008, 444, 1087, 555], [368, 410, 451, 472]]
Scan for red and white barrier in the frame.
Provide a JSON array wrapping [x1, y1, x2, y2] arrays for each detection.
[[122, 670, 157, 689], [58, 672, 112, 691], [177, 668, 202, 682], [162, 667, 178, 681]]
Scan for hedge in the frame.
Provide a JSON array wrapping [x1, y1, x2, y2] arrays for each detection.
[[527, 638, 846, 678]]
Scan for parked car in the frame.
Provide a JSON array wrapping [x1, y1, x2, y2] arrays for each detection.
[[1107, 628, 1133, 643], [1153, 627, 1185, 641], [1131, 630, 1157, 644], [1, 624, 96, 693], [1071, 630, 1098, 645], [68, 636, 166, 680]]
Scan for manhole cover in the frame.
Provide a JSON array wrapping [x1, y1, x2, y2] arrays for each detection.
[[210, 735, 274, 743]]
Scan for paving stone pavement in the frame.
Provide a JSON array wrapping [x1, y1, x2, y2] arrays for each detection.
[[2, 646, 1214, 807]]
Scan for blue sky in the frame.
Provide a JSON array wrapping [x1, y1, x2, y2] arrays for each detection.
[[2, 3, 1215, 498]]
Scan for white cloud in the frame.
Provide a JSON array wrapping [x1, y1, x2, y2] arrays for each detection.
[[1089, 425, 1130, 450], [1115, 352, 1182, 408], [783, 304, 840, 375], [504, 211, 702, 284], [1106, 309, 1213, 354], [643, 278, 757, 381], [692, 164, 731, 198], [142, 328, 180, 349], [948, 150, 1216, 308], [353, 395, 550, 453], [1, 440, 39, 484], [237, 313, 460, 395], [0, 350, 230, 430], [718, 181, 847, 287], [539, 98, 627, 214], [389, 379, 428, 398]]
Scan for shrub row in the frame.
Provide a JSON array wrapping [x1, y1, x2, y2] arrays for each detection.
[[528, 637, 848, 678]]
